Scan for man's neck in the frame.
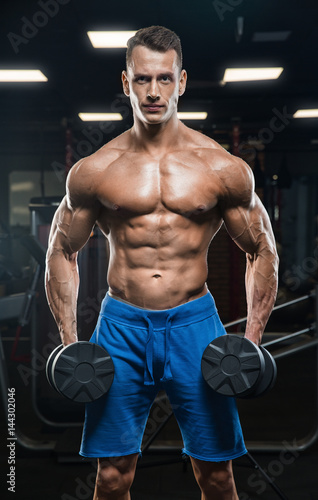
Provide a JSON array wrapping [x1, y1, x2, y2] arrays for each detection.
[[130, 114, 183, 156]]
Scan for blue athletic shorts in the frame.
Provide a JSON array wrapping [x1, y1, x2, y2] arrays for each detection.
[[79, 291, 247, 461]]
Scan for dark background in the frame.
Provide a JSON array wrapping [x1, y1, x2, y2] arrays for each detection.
[[1, 1, 318, 499]]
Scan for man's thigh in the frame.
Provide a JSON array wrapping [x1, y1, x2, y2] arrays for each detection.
[[164, 312, 246, 461], [80, 315, 158, 458]]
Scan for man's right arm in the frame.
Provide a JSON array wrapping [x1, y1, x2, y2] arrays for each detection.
[[219, 157, 278, 346], [45, 161, 101, 346]]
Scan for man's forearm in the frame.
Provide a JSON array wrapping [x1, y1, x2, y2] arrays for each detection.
[[244, 248, 279, 345], [45, 248, 79, 346]]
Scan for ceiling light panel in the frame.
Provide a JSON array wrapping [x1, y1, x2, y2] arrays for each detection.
[[293, 109, 318, 118], [223, 67, 283, 82], [0, 70, 47, 82], [177, 112, 208, 120], [87, 31, 137, 48], [78, 113, 123, 121]]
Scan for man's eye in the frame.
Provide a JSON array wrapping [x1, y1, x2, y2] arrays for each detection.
[[161, 76, 171, 82], [136, 76, 147, 82]]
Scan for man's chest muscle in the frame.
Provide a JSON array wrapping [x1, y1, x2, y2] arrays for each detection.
[[97, 155, 220, 217]]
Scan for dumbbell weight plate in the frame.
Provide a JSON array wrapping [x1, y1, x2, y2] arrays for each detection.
[[245, 345, 277, 398], [201, 334, 265, 398], [51, 341, 115, 403], [46, 344, 64, 391]]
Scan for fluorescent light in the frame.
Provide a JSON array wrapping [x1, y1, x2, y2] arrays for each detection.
[[293, 109, 318, 118], [12, 207, 30, 215], [223, 67, 283, 82], [0, 70, 47, 82], [87, 31, 137, 48], [11, 181, 35, 192], [177, 112, 207, 120], [78, 113, 123, 121]]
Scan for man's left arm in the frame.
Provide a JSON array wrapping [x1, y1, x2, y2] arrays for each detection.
[[221, 161, 279, 345]]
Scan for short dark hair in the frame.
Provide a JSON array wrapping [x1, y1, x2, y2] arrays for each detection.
[[126, 26, 183, 70]]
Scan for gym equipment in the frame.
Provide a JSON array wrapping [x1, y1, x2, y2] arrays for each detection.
[[46, 344, 64, 389], [46, 341, 115, 403], [247, 344, 277, 398], [201, 334, 277, 398]]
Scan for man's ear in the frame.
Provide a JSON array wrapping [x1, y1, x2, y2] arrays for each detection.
[[179, 69, 187, 96], [122, 71, 130, 97]]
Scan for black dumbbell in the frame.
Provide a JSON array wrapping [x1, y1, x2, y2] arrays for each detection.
[[46, 341, 115, 403], [201, 334, 277, 399]]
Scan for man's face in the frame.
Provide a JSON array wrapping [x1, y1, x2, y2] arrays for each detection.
[[122, 45, 187, 125]]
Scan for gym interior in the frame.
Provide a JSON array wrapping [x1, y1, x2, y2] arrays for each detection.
[[1, 1, 318, 499]]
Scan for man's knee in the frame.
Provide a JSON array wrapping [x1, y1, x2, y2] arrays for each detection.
[[95, 455, 137, 498], [204, 468, 235, 494], [191, 459, 237, 497]]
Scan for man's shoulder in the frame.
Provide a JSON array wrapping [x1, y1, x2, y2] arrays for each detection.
[[65, 132, 132, 206], [184, 128, 254, 202], [216, 154, 254, 206], [182, 125, 226, 153], [92, 131, 131, 166], [182, 126, 237, 166], [185, 128, 250, 175], [69, 131, 131, 177]]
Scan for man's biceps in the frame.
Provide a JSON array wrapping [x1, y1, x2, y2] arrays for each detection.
[[49, 216, 83, 254], [223, 207, 250, 239], [224, 212, 262, 255], [67, 214, 96, 252]]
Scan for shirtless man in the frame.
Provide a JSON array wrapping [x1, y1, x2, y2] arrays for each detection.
[[45, 26, 278, 500]]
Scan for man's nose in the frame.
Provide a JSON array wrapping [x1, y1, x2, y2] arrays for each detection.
[[147, 79, 160, 100]]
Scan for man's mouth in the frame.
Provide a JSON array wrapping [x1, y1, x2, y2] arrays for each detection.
[[143, 104, 163, 112]]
